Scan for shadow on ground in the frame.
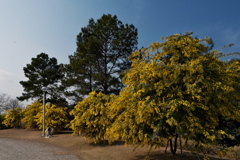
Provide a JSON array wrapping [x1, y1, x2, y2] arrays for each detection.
[[132, 151, 230, 160], [89, 140, 125, 147]]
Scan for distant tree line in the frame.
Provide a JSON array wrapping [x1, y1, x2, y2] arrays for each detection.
[[0, 93, 23, 129], [0, 93, 23, 113]]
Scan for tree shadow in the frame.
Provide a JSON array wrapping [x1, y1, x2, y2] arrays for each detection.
[[54, 130, 74, 135], [131, 151, 230, 160], [89, 140, 125, 147]]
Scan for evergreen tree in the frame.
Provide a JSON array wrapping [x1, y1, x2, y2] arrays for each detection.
[[63, 14, 138, 102], [18, 53, 65, 104]]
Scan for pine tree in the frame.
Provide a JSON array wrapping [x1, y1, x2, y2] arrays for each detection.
[[18, 53, 65, 103], [62, 14, 138, 102]]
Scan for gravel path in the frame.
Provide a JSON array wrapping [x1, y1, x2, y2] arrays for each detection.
[[0, 138, 79, 160]]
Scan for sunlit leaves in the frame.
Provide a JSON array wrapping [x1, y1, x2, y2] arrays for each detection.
[[2, 107, 22, 128], [68, 32, 240, 156], [107, 32, 240, 152], [35, 103, 69, 131], [70, 91, 115, 143], [21, 101, 42, 129]]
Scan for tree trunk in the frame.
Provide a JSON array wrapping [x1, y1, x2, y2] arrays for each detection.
[[169, 139, 173, 153], [165, 140, 169, 153], [89, 65, 93, 92], [169, 134, 178, 154], [180, 136, 182, 154], [103, 50, 108, 95]]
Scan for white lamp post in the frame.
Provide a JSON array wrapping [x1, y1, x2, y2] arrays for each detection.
[[42, 87, 47, 137]]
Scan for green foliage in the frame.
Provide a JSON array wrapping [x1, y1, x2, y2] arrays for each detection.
[[63, 14, 138, 102], [35, 103, 69, 131], [70, 91, 115, 143], [21, 101, 42, 129], [18, 53, 64, 103], [2, 107, 23, 128], [106, 32, 240, 154]]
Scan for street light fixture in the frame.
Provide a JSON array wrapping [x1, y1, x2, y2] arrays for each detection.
[[42, 87, 47, 137]]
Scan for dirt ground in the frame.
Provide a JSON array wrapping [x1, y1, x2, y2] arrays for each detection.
[[0, 129, 231, 160]]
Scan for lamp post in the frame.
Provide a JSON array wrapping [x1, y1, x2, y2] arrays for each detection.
[[42, 87, 47, 137]]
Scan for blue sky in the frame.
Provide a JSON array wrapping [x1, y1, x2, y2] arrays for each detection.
[[1, 0, 240, 104]]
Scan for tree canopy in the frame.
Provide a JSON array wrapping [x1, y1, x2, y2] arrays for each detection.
[[35, 103, 69, 131], [70, 91, 115, 143], [2, 107, 22, 128], [21, 101, 42, 129], [62, 14, 138, 102], [107, 32, 240, 154], [18, 53, 65, 103]]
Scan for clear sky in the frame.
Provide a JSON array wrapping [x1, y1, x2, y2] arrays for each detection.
[[1, 0, 240, 104]]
